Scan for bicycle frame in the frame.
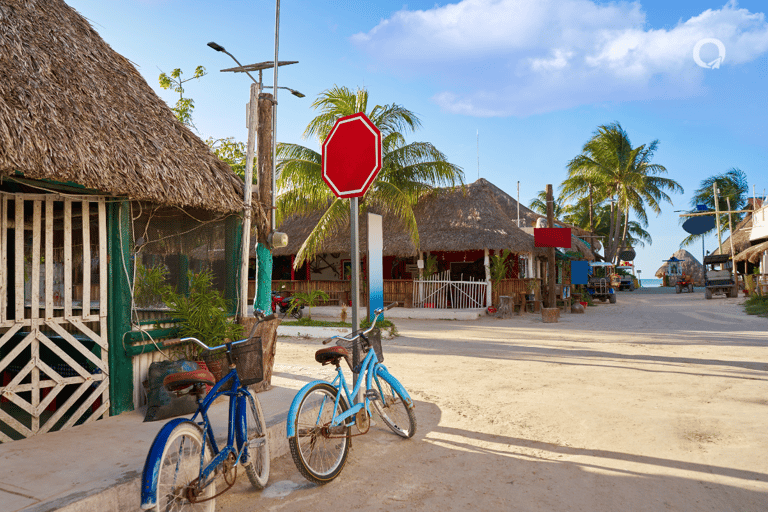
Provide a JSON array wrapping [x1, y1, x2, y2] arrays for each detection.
[[140, 366, 254, 508], [285, 346, 413, 438]]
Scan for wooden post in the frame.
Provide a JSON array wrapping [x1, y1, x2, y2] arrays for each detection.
[[546, 184, 556, 309], [713, 183, 723, 254], [241, 82, 259, 317], [484, 248, 491, 307], [255, 93, 274, 313]]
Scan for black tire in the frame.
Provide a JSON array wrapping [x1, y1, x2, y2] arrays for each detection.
[[371, 371, 417, 439], [609, 293, 617, 304], [155, 422, 215, 512], [675, 285, 681, 294], [291, 308, 303, 320], [705, 288, 713, 299], [688, 285, 694, 293], [289, 383, 351, 485], [240, 391, 270, 490]]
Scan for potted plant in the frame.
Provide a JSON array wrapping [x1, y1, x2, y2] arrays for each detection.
[[288, 289, 330, 321], [525, 279, 539, 302], [162, 269, 244, 360], [490, 250, 511, 306]]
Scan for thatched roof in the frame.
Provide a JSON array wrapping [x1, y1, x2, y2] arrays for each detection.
[[0, 0, 246, 213], [733, 240, 768, 264], [274, 179, 549, 258], [712, 213, 754, 256], [655, 249, 705, 285]]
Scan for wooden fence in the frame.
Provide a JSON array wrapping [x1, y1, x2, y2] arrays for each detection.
[[265, 278, 542, 309]]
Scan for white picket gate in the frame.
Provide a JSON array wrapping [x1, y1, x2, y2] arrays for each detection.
[[412, 270, 487, 309]]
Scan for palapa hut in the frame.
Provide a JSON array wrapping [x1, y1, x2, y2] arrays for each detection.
[[273, 178, 597, 307], [0, 0, 258, 441], [655, 249, 705, 286]]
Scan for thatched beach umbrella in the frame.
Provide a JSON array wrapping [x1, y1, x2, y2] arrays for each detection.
[[655, 249, 705, 285], [0, 0, 248, 214]]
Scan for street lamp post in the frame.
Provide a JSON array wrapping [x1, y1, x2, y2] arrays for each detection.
[[208, 41, 300, 316]]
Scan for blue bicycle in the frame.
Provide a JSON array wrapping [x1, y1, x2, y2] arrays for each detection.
[[286, 303, 416, 484], [140, 315, 273, 511]]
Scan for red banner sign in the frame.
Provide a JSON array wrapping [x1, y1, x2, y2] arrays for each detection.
[[534, 228, 571, 248]]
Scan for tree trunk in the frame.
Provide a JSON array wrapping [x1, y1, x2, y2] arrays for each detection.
[[255, 93, 274, 312]]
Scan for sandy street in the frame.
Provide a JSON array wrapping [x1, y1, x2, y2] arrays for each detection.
[[218, 288, 768, 512]]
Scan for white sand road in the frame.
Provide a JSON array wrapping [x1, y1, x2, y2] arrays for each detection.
[[218, 288, 768, 511]]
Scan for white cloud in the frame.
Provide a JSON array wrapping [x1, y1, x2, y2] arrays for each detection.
[[352, 0, 768, 117]]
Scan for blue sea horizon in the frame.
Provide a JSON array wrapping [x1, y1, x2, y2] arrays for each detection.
[[640, 278, 663, 287]]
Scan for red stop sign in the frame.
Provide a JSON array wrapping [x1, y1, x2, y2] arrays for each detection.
[[322, 113, 382, 198]]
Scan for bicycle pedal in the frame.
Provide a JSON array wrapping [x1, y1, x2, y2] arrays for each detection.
[[365, 389, 380, 400]]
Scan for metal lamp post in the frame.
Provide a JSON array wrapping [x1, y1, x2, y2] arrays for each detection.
[[207, 41, 301, 316]]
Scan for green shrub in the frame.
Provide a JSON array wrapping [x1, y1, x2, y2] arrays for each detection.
[[744, 294, 768, 317], [162, 269, 243, 354]]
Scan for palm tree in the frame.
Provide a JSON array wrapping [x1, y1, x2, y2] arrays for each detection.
[[680, 168, 749, 248], [277, 86, 464, 266], [564, 122, 682, 262], [529, 190, 568, 219]]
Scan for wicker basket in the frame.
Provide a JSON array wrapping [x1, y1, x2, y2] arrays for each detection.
[[203, 336, 263, 388], [337, 328, 383, 370]]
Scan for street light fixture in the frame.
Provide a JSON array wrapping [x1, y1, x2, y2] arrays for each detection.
[[208, 40, 300, 316]]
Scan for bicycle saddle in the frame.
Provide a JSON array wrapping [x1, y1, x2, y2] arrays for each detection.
[[315, 346, 351, 368], [163, 368, 216, 393]]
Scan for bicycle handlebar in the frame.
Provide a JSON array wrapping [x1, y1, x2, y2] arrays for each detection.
[[163, 336, 249, 353], [321, 302, 397, 345]]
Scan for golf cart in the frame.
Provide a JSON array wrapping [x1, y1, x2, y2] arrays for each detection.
[[587, 262, 618, 304], [616, 265, 636, 291], [703, 254, 738, 299]]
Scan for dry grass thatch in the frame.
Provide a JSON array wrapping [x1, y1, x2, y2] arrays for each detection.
[[0, 0, 246, 213], [733, 240, 768, 264], [655, 249, 705, 285], [274, 178, 548, 258], [712, 214, 754, 256]]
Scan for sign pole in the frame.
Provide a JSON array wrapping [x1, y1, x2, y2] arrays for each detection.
[[350, 197, 360, 333]]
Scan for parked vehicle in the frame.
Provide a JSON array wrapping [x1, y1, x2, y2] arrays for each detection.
[[675, 273, 694, 293], [271, 290, 304, 319], [587, 262, 617, 304], [703, 254, 738, 299], [615, 265, 636, 291]]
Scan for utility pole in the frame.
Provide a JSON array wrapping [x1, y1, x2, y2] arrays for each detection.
[[546, 184, 556, 309], [713, 183, 723, 254]]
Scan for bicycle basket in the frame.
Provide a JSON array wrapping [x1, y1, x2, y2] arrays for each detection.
[[336, 328, 383, 369], [203, 336, 264, 388]]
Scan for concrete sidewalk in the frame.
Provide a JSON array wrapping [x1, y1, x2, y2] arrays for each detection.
[[1, 364, 336, 512]]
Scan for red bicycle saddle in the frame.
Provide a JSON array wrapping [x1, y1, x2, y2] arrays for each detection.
[[315, 346, 351, 367], [163, 369, 216, 392]]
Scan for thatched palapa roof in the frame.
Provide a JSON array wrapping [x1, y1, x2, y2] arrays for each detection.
[[655, 249, 705, 285], [0, 0, 246, 213], [712, 214, 754, 257], [275, 179, 549, 258]]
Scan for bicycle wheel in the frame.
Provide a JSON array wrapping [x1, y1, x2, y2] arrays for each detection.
[[371, 371, 416, 439], [240, 390, 270, 490], [155, 422, 216, 512], [288, 382, 350, 484]]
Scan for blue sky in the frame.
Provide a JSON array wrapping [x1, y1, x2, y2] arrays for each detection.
[[66, 0, 768, 276]]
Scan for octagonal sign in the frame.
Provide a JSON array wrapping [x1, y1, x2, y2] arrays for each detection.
[[322, 112, 382, 198]]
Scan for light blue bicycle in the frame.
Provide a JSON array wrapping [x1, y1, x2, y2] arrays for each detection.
[[286, 303, 416, 484]]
